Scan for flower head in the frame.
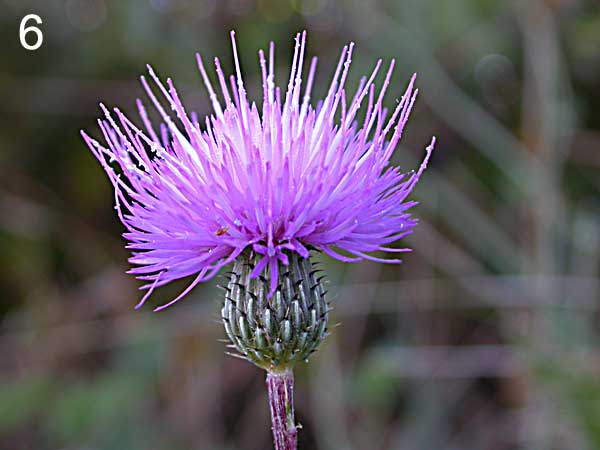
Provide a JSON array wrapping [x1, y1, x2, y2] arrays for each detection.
[[82, 31, 435, 312]]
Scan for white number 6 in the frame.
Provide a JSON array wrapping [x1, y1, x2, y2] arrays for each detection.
[[19, 14, 43, 51]]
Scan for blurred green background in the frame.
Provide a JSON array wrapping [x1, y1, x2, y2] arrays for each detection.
[[1, 0, 599, 449]]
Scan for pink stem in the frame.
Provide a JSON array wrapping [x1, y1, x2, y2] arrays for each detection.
[[266, 370, 298, 450]]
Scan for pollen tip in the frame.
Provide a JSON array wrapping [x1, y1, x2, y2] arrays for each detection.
[[99, 103, 111, 117]]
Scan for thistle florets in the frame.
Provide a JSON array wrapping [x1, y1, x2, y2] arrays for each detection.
[[82, 31, 434, 314], [221, 251, 330, 371]]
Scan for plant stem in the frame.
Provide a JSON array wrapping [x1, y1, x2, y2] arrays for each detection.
[[266, 370, 298, 450]]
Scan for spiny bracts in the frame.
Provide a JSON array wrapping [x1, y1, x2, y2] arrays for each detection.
[[222, 251, 329, 371]]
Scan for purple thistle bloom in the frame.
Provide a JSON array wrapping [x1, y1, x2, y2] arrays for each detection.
[[82, 31, 435, 312]]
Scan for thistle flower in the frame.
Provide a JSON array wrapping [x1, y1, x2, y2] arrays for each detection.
[[82, 30, 434, 450], [82, 30, 434, 312]]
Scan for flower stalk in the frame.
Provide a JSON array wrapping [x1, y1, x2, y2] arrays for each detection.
[[267, 370, 298, 450]]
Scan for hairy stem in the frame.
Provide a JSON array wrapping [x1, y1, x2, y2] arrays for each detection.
[[266, 370, 298, 450]]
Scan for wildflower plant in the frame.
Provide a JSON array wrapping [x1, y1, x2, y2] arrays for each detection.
[[82, 31, 435, 450]]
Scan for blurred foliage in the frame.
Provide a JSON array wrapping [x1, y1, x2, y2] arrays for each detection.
[[1, 0, 599, 449]]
